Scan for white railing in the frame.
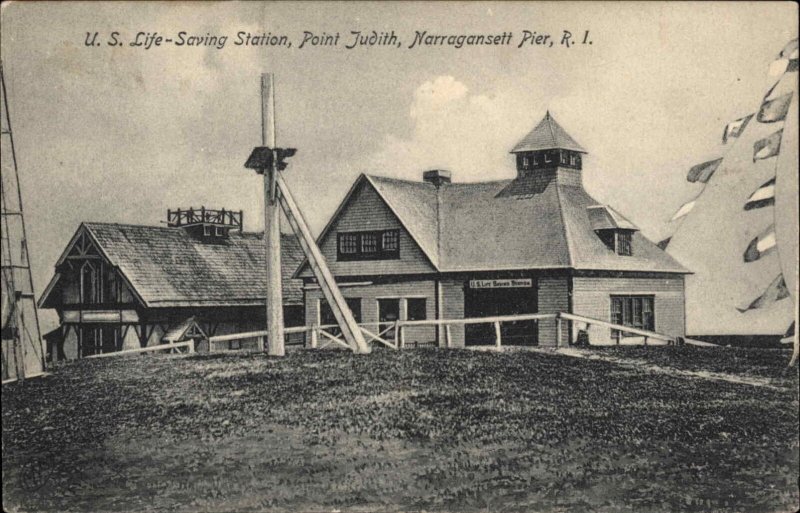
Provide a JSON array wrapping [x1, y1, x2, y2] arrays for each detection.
[[84, 340, 195, 359], [559, 312, 677, 345], [206, 312, 679, 351], [396, 313, 557, 348]]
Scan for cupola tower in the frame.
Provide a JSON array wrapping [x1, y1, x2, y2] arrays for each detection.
[[510, 111, 587, 178]]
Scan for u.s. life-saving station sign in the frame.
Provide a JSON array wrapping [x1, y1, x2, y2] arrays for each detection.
[[469, 279, 533, 289]]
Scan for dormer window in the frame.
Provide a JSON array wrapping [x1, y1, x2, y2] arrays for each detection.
[[215, 226, 224, 237], [560, 152, 568, 164], [203, 225, 211, 237], [544, 153, 551, 163], [587, 205, 638, 257], [597, 229, 634, 256], [570, 154, 577, 166], [522, 156, 530, 168]]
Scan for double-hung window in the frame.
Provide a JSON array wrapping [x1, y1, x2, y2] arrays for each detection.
[[611, 295, 655, 337]]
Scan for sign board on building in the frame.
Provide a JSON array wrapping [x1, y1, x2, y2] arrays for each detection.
[[62, 309, 140, 323], [469, 279, 532, 289]]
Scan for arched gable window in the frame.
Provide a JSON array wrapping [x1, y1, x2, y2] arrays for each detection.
[[80, 261, 100, 303]]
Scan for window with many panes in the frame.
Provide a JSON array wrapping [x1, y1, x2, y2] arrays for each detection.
[[361, 232, 378, 253], [337, 230, 400, 261], [382, 230, 399, 252], [611, 295, 654, 337], [339, 233, 358, 255]]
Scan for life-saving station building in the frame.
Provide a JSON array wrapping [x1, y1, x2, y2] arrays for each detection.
[[38, 209, 305, 359], [296, 113, 689, 347]]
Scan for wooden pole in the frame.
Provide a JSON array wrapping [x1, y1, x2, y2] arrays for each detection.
[[494, 321, 502, 348], [261, 73, 285, 357]]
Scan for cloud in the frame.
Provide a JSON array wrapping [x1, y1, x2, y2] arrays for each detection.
[[409, 76, 468, 118], [360, 76, 532, 182]]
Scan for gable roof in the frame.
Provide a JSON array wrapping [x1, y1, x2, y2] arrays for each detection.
[[366, 175, 440, 267], [511, 112, 587, 153], [292, 174, 440, 277], [40, 223, 305, 308], [310, 171, 687, 275], [162, 316, 207, 343]]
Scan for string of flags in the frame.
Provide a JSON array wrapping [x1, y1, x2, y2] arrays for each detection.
[[734, 40, 795, 314], [666, 38, 797, 323]]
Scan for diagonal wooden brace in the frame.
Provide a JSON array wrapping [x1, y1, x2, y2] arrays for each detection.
[[274, 173, 370, 354]]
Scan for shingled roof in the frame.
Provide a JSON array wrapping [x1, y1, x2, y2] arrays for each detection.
[[40, 223, 305, 308], [307, 172, 688, 275], [511, 111, 587, 153]]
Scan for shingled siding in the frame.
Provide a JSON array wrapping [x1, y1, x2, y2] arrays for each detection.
[[299, 182, 436, 278], [538, 276, 570, 346], [571, 275, 685, 345], [304, 280, 438, 347]]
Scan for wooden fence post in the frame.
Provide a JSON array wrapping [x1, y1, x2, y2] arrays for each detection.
[[556, 316, 562, 348], [310, 327, 318, 349], [399, 325, 405, 349], [643, 336, 648, 346], [394, 322, 400, 348], [445, 324, 452, 348], [494, 321, 502, 348]]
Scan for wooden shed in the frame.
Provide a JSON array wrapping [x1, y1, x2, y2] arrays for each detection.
[[38, 208, 305, 359]]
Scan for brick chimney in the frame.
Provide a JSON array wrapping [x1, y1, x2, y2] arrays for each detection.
[[423, 169, 452, 187]]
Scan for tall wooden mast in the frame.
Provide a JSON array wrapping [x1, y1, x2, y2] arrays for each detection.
[[261, 74, 285, 356], [245, 74, 369, 354]]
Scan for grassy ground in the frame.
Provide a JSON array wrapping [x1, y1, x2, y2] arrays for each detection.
[[2, 347, 798, 513], [592, 346, 796, 381]]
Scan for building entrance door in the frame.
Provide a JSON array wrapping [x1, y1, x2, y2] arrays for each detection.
[[377, 298, 401, 340], [464, 280, 538, 346]]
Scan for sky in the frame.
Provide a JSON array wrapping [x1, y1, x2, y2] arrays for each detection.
[[1, 1, 797, 331]]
